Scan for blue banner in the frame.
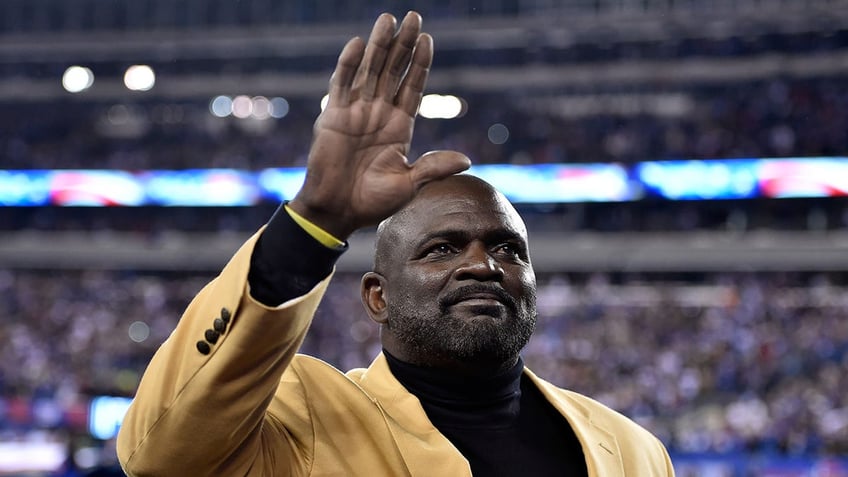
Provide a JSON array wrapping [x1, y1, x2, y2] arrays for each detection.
[[1, 157, 846, 206]]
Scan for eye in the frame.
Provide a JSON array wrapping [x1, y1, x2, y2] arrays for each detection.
[[493, 242, 522, 258], [423, 243, 458, 257]]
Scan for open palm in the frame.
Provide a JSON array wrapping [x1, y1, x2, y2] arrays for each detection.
[[291, 12, 469, 239]]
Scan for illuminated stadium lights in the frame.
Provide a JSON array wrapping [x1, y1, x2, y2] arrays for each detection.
[[123, 65, 155, 91], [73, 447, 100, 469], [269, 97, 289, 118], [319, 94, 464, 118], [107, 104, 131, 125], [251, 96, 272, 120], [128, 321, 150, 343], [419, 94, 463, 119], [210, 95, 289, 120], [231, 95, 253, 118], [210, 96, 233, 117], [488, 123, 510, 145], [62, 66, 94, 93]]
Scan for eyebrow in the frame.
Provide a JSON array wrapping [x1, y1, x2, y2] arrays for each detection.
[[412, 229, 466, 251], [412, 228, 526, 251]]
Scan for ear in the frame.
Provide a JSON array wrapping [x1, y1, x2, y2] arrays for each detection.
[[361, 271, 388, 324]]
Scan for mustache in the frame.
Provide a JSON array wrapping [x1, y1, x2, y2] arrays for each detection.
[[439, 284, 518, 312]]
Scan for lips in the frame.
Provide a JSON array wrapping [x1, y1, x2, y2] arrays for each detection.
[[440, 284, 517, 312], [454, 293, 504, 305]]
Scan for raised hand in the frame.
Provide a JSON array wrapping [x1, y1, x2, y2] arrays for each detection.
[[289, 11, 471, 239]]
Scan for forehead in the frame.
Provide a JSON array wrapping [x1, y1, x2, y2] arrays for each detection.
[[396, 182, 527, 239]]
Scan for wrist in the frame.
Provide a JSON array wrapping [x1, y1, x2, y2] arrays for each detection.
[[287, 197, 356, 240]]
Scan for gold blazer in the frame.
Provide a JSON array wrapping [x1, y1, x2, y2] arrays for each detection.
[[117, 230, 675, 476]]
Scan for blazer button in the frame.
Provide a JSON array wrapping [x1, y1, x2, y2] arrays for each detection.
[[213, 318, 227, 334], [221, 307, 231, 323], [205, 329, 220, 344], [196, 341, 211, 355]]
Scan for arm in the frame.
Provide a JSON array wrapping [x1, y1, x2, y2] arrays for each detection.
[[116, 227, 329, 477], [117, 11, 469, 477]]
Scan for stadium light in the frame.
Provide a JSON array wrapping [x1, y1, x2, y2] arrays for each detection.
[[488, 123, 509, 145], [251, 96, 271, 120], [210, 95, 290, 120], [269, 97, 289, 118], [232, 95, 253, 119], [210, 95, 233, 117], [124, 65, 155, 91], [128, 321, 150, 343], [62, 66, 94, 93], [419, 94, 464, 119]]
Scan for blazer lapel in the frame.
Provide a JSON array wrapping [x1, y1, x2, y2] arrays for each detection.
[[355, 353, 472, 477], [525, 369, 626, 477], [355, 355, 625, 477]]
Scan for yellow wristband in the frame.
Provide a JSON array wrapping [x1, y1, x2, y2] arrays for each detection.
[[284, 204, 345, 249]]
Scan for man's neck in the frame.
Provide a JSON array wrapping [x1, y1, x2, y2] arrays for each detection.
[[384, 350, 524, 428]]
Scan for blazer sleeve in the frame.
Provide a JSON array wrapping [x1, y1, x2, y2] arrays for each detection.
[[117, 228, 331, 477]]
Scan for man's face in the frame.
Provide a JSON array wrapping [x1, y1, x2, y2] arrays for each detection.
[[376, 179, 537, 372]]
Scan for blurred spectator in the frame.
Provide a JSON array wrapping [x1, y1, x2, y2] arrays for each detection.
[[1, 11, 847, 473], [2, 76, 847, 170], [1, 268, 846, 456]]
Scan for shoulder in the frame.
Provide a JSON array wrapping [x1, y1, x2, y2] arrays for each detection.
[[279, 354, 376, 401], [282, 354, 349, 387], [270, 355, 371, 425]]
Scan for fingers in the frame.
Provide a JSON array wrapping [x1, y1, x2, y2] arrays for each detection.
[[327, 37, 366, 109], [345, 11, 430, 109], [409, 150, 472, 189], [395, 33, 433, 117], [350, 13, 398, 102], [376, 12, 422, 103]]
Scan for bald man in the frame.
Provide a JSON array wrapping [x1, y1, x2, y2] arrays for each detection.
[[117, 12, 674, 477]]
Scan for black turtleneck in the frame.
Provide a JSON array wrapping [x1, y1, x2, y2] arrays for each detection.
[[385, 352, 588, 477]]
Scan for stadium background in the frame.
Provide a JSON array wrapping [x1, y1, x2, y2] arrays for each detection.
[[1, 0, 848, 475]]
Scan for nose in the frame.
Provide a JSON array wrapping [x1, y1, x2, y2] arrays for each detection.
[[453, 242, 504, 282]]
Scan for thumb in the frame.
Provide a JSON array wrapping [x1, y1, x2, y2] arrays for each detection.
[[409, 150, 472, 189]]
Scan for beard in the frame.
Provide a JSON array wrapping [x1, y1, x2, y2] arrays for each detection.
[[384, 289, 537, 368]]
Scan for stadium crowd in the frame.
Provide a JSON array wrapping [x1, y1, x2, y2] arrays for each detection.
[[1, 8, 847, 474], [2, 76, 846, 171], [0, 268, 846, 458], [3, 0, 845, 35]]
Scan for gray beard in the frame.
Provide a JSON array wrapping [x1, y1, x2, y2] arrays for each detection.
[[385, 296, 537, 367]]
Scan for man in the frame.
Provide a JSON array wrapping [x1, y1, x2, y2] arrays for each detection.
[[117, 11, 674, 476]]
